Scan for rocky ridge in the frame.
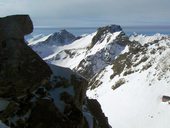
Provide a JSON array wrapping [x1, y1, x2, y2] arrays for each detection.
[[33, 25, 128, 79]]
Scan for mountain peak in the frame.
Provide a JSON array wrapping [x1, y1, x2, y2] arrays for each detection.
[[43, 29, 76, 45], [60, 29, 69, 34], [90, 24, 123, 49], [53, 29, 75, 39], [97, 24, 122, 33]]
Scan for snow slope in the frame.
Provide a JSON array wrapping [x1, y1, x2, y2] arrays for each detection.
[[44, 32, 96, 69], [87, 34, 170, 128], [28, 34, 51, 46], [28, 30, 77, 58]]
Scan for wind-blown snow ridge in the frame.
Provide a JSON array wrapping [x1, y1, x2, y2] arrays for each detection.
[[28, 34, 52, 45]]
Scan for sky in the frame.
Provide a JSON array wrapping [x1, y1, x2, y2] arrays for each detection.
[[0, 0, 170, 27]]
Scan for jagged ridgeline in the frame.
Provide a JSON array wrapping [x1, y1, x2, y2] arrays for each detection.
[[0, 15, 111, 128], [29, 22, 170, 128]]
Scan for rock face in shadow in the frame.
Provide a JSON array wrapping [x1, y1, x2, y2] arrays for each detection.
[[87, 98, 111, 128], [0, 15, 33, 42], [28, 99, 65, 128], [0, 15, 52, 98]]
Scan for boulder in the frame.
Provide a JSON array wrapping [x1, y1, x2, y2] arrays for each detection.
[[162, 95, 170, 102], [0, 15, 33, 42]]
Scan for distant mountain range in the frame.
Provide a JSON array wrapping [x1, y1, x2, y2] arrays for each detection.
[[29, 24, 170, 128]]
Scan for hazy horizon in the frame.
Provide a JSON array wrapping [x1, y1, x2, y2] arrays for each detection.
[[33, 25, 170, 28]]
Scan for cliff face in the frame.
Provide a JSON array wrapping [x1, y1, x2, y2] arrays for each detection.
[[0, 15, 110, 128]]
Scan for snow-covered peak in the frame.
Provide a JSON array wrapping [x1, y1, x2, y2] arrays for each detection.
[[97, 24, 122, 33], [87, 31, 122, 56], [28, 30, 79, 58], [41, 29, 76, 45], [29, 29, 77, 47], [90, 25, 123, 48]]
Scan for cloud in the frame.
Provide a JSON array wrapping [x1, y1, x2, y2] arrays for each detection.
[[0, 0, 170, 27]]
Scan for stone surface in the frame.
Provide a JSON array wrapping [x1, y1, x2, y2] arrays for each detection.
[[28, 99, 65, 128], [0, 15, 52, 97], [0, 15, 33, 42], [162, 95, 170, 102], [87, 98, 111, 128]]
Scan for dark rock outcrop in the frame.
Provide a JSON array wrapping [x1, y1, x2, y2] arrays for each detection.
[[28, 99, 65, 128], [0, 15, 33, 42], [87, 98, 111, 128], [0, 15, 52, 98], [162, 95, 170, 102]]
